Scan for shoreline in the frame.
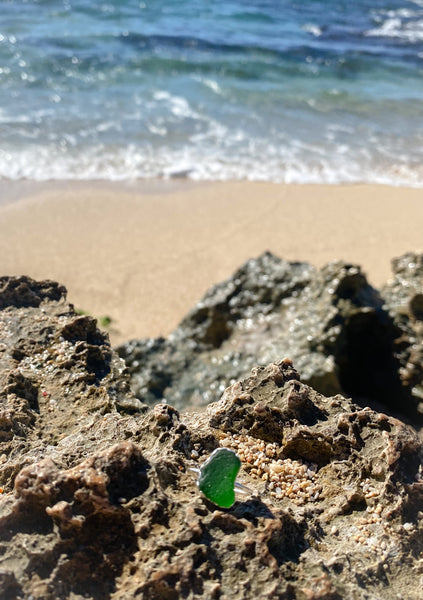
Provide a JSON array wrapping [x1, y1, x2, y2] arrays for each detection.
[[0, 179, 422, 345], [0, 178, 205, 207]]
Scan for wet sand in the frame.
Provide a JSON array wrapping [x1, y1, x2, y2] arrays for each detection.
[[0, 180, 421, 344]]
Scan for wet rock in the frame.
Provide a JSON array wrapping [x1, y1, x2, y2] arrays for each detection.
[[175, 251, 316, 350], [117, 253, 315, 409], [118, 253, 420, 423]]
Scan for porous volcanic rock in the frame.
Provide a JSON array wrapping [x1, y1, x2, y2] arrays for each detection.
[[1, 332, 422, 600], [0, 275, 146, 492], [117, 252, 422, 423]]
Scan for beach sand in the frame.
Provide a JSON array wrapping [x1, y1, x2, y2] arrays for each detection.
[[0, 180, 421, 345]]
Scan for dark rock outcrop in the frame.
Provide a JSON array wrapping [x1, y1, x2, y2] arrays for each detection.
[[118, 252, 422, 423], [381, 253, 423, 422]]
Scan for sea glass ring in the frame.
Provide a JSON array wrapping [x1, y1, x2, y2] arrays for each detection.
[[194, 447, 251, 508]]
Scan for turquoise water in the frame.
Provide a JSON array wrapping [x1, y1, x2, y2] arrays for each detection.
[[1, 0, 423, 184]]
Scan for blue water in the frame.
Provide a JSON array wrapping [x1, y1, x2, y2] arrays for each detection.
[[1, 0, 423, 184]]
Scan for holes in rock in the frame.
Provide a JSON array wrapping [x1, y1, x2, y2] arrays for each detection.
[[105, 453, 150, 504], [410, 294, 423, 321], [73, 342, 111, 378], [335, 271, 368, 301], [203, 315, 232, 348], [336, 310, 412, 417], [146, 369, 172, 400], [266, 512, 307, 566], [5, 372, 39, 411], [343, 495, 367, 515], [282, 436, 332, 467], [3, 508, 54, 540], [61, 316, 104, 345]]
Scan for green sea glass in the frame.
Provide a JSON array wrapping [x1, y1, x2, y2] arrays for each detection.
[[197, 448, 241, 508]]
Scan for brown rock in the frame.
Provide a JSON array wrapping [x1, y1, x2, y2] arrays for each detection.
[[1, 277, 422, 599]]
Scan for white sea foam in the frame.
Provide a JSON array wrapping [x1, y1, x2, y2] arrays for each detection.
[[153, 91, 200, 120], [1, 141, 423, 188], [191, 75, 225, 96], [202, 79, 224, 95], [0, 0, 422, 192], [366, 15, 423, 42], [302, 24, 322, 37]]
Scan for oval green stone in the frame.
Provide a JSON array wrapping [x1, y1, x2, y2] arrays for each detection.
[[198, 448, 241, 508]]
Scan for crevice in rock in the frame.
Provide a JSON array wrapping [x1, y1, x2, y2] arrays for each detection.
[[335, 310, 414, 417]]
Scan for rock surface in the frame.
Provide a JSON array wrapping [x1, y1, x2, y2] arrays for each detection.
[[117, 252, 423, 424], [1, 276, 422, 599], [0, 276, 146, 491], [381, 253, 423, 421]]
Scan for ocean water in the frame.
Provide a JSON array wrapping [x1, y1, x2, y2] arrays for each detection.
[[1, 0, 423, 184]]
